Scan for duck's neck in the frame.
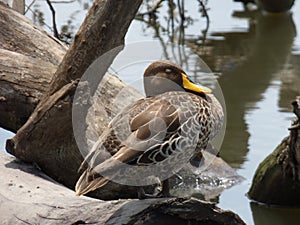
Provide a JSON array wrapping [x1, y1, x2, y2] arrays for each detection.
[[184, 89, 207, 100], [145, 88, 208, 100]]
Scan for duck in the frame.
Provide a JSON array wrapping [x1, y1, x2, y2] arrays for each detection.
[[75, 60, 224, 197]]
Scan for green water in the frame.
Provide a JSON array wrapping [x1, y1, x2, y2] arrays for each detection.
[[1, 0, 300, 224]]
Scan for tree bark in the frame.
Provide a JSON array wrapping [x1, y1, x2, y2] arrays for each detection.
[[0, 4, 67, 132], [0, 152, 245, 225], [47, 0, 143, 96], [0, 0, 25, 14]]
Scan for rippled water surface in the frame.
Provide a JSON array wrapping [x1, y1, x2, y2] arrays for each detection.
[[1, 0, 300, 224]]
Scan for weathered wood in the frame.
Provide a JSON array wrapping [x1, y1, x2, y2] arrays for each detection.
[[47, 0, 143, 96], [0, 152, 245, 225], [0, 3, 141, 134], [248, 96, 300, 206], [5, 0, 142, 142], [0, 0, 25, 14], [6, 0, 143, 142], [0, 4, 67, 132], [4, 72, 145, 199], [0, 4, 66, 65], [3, 0, 144, 198], [0, 3, 156, 199], [0, 49, 52, 132]]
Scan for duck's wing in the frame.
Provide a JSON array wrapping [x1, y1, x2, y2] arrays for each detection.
[[75, 96, 182, 195]]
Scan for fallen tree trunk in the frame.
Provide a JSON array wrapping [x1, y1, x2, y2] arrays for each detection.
[[248, 96, 300, 206], [0, 152, 245, 225], [0, 4, 67, 132], [0, 3, 141, 136], [3, 0, 146, 199]]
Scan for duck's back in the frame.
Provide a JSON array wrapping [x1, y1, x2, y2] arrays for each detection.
[[86, 91, 223, 170]]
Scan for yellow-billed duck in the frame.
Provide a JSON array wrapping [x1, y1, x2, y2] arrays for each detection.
[[75, 60, 224, 197]]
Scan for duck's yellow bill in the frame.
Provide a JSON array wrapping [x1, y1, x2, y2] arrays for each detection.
[[182, 73, 212, 94]]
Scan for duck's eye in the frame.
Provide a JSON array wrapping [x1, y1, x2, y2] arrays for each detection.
[[165, 68, 172, 73]]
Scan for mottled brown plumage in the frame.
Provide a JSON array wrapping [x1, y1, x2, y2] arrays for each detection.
[[75, 60, 223, 196]]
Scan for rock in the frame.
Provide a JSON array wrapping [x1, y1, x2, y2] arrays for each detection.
[[248, 97, 300, 206]]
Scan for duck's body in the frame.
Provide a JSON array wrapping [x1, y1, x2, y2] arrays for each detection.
[[75, 61, 224, 196]]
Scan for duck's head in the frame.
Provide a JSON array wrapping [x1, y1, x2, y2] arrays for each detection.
[[143, 60, 212, 97]]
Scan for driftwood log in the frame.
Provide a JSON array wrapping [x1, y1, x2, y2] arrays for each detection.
[[248, 96, 300, 206], [0, 152, 245, 225], [0, 3, 67, 132], [3, 0, 148, 199]]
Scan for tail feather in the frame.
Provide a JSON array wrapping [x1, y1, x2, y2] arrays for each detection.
[[75, 147, 139, 196], [75, 170, 109, 196]]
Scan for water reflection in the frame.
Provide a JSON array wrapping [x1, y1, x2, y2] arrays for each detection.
[[135, 0, 210, 67], [279, 54, 300, 111], [251, 202, 300, 225], [187, 10, 296, 167], [133, 4, 297, 168], [25, 0, 93, 44]]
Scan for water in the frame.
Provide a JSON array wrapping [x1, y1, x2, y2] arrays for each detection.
[[2, 0, 300, 224], [219, 82, 296, 224]]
